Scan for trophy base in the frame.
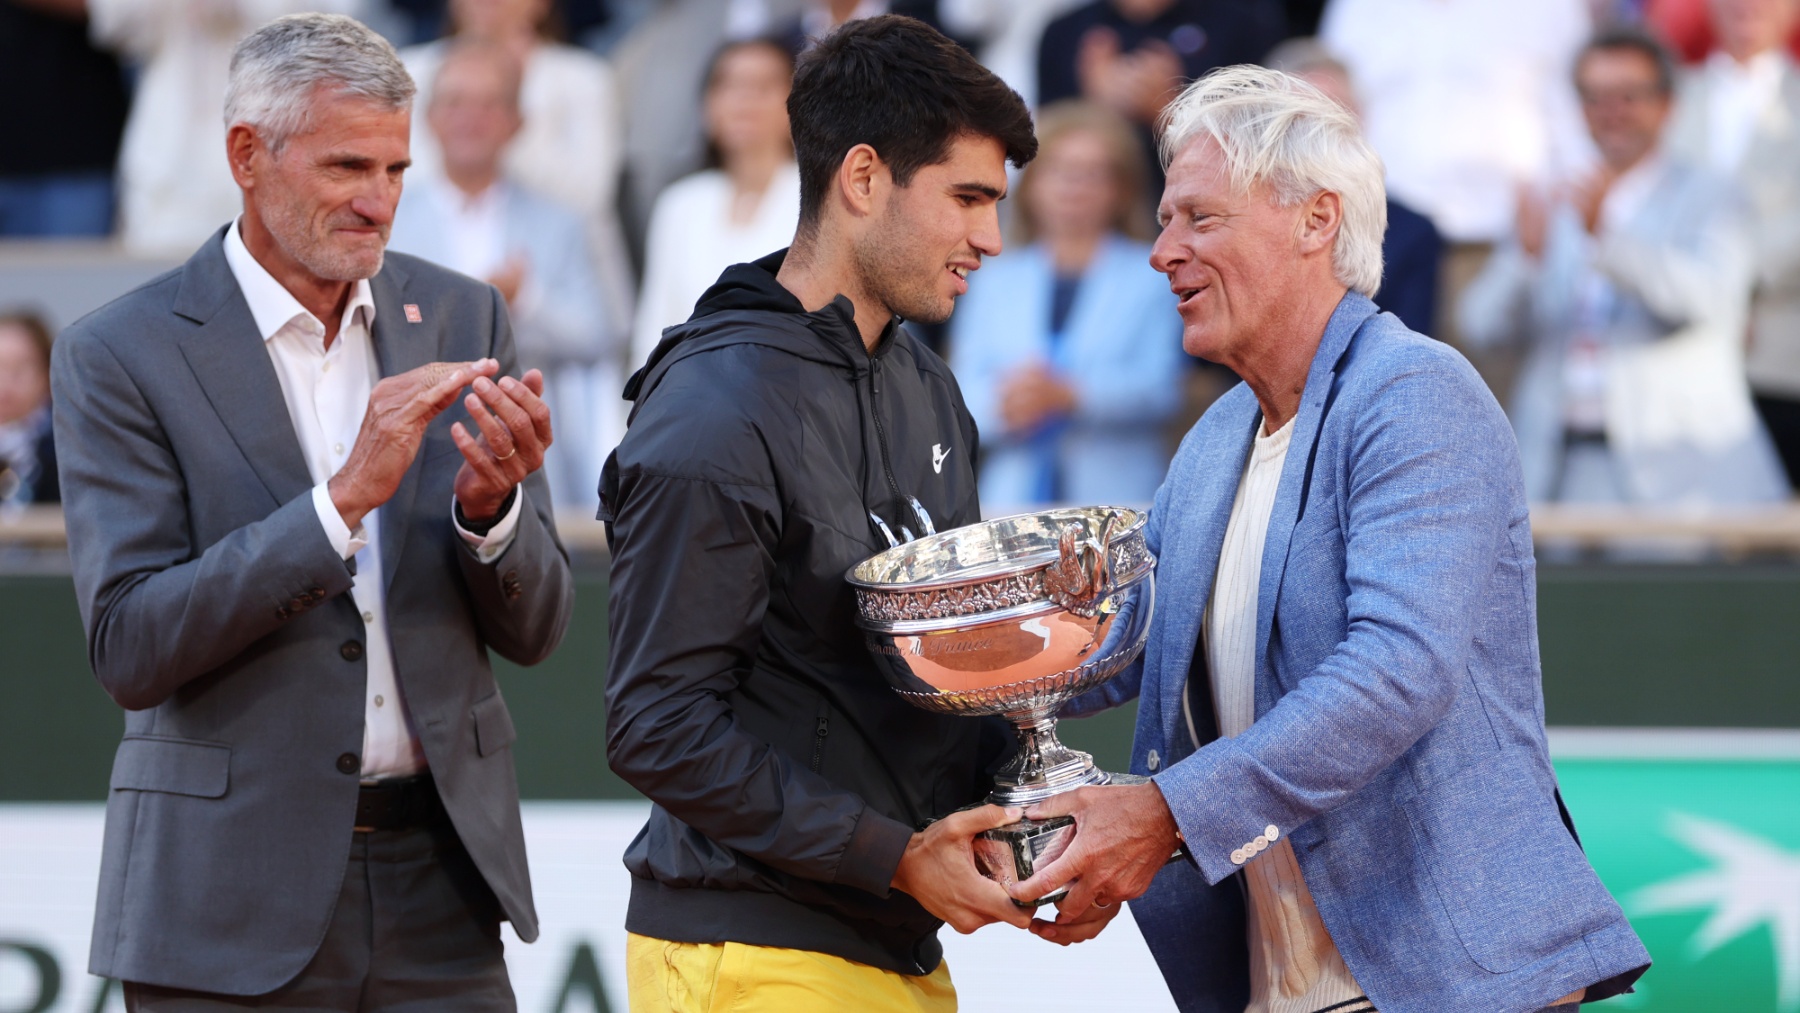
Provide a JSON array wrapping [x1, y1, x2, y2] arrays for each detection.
[[974, 815, 1076, 909]]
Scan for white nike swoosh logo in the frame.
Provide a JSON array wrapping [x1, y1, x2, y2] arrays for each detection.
[[932, 443, 952, 474]]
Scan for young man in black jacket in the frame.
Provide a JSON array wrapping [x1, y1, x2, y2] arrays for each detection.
[[600, 15, 1038, 1011]]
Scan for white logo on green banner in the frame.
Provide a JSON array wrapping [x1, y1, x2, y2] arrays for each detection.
[[1559, 757, 1800, 1011]]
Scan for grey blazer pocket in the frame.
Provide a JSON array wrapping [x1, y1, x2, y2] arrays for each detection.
[[472, 691, 517, 757], [110, 736, 230, 798], [1404, 749, 1615, 973]]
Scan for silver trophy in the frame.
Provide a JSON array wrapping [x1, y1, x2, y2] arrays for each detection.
[[848, 506, 1156, 906]]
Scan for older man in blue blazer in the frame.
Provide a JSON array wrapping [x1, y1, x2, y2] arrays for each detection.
[[1008, 67, 1651, 1013]]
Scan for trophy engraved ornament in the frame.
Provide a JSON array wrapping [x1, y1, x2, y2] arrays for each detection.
[[848, 506, 1156, 906]]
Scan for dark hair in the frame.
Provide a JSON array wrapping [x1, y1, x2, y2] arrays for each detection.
[[788, 15, 1036, 236], [701, 37, 799, 170], [1578, 25, 1678, 96], [0, 310, 53, 373]]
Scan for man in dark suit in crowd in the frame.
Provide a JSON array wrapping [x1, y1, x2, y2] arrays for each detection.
[[52, 13, 574, 1010]]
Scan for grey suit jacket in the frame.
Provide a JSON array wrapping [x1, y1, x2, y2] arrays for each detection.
[[52, 227, 576, 994], [1668, 56, 1800, 396]]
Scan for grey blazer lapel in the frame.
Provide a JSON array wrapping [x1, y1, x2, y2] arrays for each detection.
[[1252, 292, 1378, 716], [368, 260, 435, 590], [1156, 398, 1258, 751], [174, 230, 314, 509]]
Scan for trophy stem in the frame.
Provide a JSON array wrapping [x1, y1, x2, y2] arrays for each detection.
[[988, 711, 1107, 807]]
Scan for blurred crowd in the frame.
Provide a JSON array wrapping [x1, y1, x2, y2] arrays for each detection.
[[3, 0, 1800, 514]]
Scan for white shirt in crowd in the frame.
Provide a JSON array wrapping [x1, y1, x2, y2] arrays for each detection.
[[630, 163, 802, 370], [1320, 0, 1594, 243], [222, 219, 522, 780], [87, 0, 367, 254], [1203, 416, 1367, 1013], [1702, 49, 1786, 174]]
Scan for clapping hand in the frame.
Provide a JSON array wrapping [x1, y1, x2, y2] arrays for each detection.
[[451, 368, 553, 523], [330, 359, 500, 530]]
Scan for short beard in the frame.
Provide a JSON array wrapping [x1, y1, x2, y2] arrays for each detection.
[[261, 191, 387, 283], [853, 206, 954, 327]]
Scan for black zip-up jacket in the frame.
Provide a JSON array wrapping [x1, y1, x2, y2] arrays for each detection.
[[599, 250, 1008, 975]]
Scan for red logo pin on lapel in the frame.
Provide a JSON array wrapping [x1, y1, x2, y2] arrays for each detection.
[[404, 304, 423, 324]]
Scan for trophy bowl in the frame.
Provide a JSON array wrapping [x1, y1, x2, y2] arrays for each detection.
[[847, 505, 1156, 903]]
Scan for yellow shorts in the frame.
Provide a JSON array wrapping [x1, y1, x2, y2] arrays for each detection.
[[626, 932, 957, 1013]]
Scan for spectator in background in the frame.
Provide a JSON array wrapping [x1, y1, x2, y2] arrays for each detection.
[[389, 40, 608, 507], [612, 0, 806, 264], [402, 0, 634, 343], [1666, 0, 1800, 490], [1320, 0, 1593, 358], [1646, 0, 1800, 62], [90, 0, 368, 254], [1037, 0, 1286, 188], [1268, 36, 1444, 334], [631, 39, 800, 371], [939, 0, 1088, 104], [0, 311, 57, 507], [0, 0, 128, 237], [951, 102, 1182, 508], [1459, 28, 1787, 506]]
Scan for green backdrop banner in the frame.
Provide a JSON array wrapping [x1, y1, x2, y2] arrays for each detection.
[[5, 564, 1800, 801]]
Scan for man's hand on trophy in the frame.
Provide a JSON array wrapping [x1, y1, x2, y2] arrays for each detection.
[[1031, 889, 1125, 945], [891, 805, 1035, 934], [1007, 781, 1180, 931]]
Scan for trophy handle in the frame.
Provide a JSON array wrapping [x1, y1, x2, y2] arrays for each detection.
[[1045, 516, 1115, 616]]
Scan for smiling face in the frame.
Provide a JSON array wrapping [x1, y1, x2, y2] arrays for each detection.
[[853, 132, 1009, 326], [1577, 46, 1671, 173], [1150, 137, 1314, 365], [237, 89, 412, 284]]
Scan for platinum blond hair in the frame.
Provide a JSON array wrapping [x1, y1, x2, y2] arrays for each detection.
[[1158, 65, 1386, 297], [224, 13, 415, 151]]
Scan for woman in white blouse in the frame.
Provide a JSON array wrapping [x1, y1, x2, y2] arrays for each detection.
[[631, 38, 801, 371]]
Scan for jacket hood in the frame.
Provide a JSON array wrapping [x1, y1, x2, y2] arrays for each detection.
[[624, 248, 898, 402]]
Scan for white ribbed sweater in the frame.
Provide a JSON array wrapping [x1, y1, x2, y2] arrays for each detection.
[[1204, 417, 1366, 1013]]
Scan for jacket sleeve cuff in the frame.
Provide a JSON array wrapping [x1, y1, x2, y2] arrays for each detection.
[[1153, 744, 1282, 886], [454, 487, 523, 563], [833, 806, 916, 897]]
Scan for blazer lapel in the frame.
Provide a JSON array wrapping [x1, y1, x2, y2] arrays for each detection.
[[368, 259, 432, 590], [1155, 398, 1259, 753], [1252, 293, 1378, 716], [174, 231, 315, 509]]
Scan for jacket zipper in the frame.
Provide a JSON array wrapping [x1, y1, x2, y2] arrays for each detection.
[[867, 353, 905, 515], [810, 704, 830, 773]]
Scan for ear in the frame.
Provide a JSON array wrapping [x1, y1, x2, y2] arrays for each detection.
[[226, 124, 263, 191], [836, 142, 888, 221], [1296, 189, 1342, 258]]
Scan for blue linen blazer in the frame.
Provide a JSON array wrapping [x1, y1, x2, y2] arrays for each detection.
[[1068, 293, 1650, 1013]]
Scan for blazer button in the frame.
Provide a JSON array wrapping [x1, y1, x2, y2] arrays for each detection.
[[275, 607, 290, 621], [1266, 824, 1280, 841], [340, 640, 364, 661], [1230, 849, 1247, 866], [1146, 749, 1160, 771], [289, 597, 306, 611], [336, 752, 360, 775], [309, 587, 325, 601]]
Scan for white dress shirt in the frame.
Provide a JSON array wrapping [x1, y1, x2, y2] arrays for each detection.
[[1204, 416, 1367, 1013], [222, 220, 522, 779], [1702, 50, 1785, 174]]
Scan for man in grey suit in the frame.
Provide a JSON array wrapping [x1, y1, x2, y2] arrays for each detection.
[[52, 13, 574, 1010]]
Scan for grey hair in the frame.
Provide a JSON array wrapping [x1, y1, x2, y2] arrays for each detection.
[[225, 13, 415, 151], [1158, 65, 1387, 297]]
